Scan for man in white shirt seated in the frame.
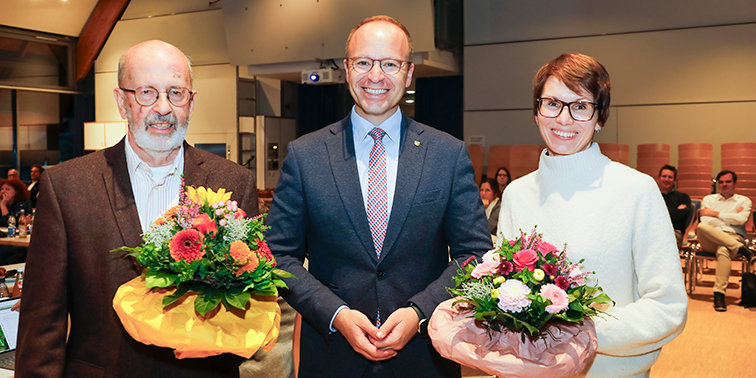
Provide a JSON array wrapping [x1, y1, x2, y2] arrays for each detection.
[[697, 170, 756, 312]]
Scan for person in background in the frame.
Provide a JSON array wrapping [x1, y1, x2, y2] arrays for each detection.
[[697, 170, 756, 312], [657, 165, 692, 249], [498, 53, 687, 377], [0, 178, 31, 227], [495, 167, 511, 195], [27, 165, 44, 208], [266, 15, 491, 378], [7, 169, 19, 180], [480, 178, 501, 237], [16, 40, 294, 378]]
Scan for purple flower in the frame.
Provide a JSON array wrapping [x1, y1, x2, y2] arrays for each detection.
[[498, 261, 514, 276], [554, 276, 570, 291], [542, 263, 558, 277]]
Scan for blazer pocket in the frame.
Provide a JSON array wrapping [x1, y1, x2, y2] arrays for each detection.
[[65, 359, 105, 378], [414, 189, 442, 204]]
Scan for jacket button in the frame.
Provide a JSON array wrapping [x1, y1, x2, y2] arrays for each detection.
[[377, 271, 386, 278]]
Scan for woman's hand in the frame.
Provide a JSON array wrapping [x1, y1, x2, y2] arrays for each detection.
[[482, 198, 491, 208], [0, 191, 10, 205]]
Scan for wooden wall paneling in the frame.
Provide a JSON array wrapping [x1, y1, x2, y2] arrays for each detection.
[[76, 0, 131, 80]]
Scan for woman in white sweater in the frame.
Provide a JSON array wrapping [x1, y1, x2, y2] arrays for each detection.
[[497, 53, 687, 378]]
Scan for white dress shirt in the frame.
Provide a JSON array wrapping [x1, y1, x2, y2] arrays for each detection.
[[701, 192, 752, 237], [124, 134, 185, 232]]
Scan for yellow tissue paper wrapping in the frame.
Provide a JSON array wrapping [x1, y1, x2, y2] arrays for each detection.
[[112, 276, 281, 359]]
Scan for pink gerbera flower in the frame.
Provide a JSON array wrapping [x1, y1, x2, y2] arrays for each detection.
[[540, 284, 569, 313], [471, 260, 498, 279], [169, 229, 204, 263]]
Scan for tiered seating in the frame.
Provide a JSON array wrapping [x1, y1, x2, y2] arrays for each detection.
[[677, 143, 713, 201], [599, 143, 629, 165], [486, 145, 511, 181], [636, 143, 669, 177], [509, 145, 545, 180], [467, 145, 485, 185]]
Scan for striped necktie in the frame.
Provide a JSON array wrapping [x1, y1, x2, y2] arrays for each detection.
[[367, 127, 389, 259]]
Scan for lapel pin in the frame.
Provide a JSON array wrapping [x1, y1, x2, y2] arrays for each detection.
[[414, 140, 420, 146]]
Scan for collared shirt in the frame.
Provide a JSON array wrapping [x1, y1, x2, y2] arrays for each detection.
[[27, 181, 37, 192], [351, 106, 401, 217], [701, 192, 752, 237], [124, 134, 185, 232]]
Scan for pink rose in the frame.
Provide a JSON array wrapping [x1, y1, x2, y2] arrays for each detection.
[[509, 239, 517, 246], [471, 260, 498, 279], [512, 249, 538, 272], [193, 213, 217, 238], [537, 241, 558, 255], [540, 284, 569, 313]]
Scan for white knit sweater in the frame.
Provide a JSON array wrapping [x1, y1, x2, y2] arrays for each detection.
[[497, 143, 688, 378]]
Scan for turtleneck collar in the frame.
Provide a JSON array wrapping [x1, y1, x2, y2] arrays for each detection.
[[536, 143, 612, 193]]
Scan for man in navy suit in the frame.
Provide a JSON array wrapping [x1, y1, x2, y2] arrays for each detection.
[[266, 16, 492, 377]]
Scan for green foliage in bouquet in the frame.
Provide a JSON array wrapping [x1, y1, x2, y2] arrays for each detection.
[[114, 183, 293, 316], [449, 228, 612, 339]]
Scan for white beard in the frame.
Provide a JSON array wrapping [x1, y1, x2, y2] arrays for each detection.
[[127, 112, 189, 154]]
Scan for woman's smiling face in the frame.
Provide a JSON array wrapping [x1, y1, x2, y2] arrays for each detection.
[[535, 76, 599, 156]]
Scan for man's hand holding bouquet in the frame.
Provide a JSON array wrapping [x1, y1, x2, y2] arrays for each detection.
[[112, 181, 292, 359]]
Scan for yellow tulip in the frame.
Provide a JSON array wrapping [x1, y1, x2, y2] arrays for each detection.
[[186, 186, 233, 206]]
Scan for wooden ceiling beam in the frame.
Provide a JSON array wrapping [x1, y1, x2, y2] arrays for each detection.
[[75, 0, 130, 81]]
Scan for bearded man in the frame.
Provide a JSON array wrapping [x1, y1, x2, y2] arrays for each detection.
[[16, 40, 293, 378]]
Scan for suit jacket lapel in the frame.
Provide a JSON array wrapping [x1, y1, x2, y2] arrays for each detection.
[[181, 142, 209, 188], [103, 139, 144, 250], [326, 118, 378, 262], [380, 116, 427, 262]]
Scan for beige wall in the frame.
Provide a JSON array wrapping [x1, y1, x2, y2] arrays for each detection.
[[464, 1, 756, 176]]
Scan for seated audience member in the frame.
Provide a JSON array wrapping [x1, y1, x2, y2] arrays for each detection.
[[495, 167, 511, 197], [697, 170, 756, 311], [28, 164, 44, 208], [0, 178, 32, 227], [480, 178, 501, 236], [657, 165, 692, 248], [7, 169, 19, 180]]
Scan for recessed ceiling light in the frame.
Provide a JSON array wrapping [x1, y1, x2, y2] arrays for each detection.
[[405, 99, 415, 104], [406, 90, 415, 94]]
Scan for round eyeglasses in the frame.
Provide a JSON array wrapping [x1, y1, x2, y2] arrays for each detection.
[[120, 86, 193, 107], [348, 57, 410, 75], [537, 97, 598, 122]]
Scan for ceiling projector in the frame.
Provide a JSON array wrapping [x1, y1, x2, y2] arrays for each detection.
[[301, 68, 344, 84]]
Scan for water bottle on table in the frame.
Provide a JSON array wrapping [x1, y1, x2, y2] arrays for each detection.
[[6, 215, 15, 238]]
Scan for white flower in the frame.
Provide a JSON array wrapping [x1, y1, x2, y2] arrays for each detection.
[[482, 249, 501, 264], [497, 279, 532, 313]]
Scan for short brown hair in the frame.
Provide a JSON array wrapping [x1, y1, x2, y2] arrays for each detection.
[[659, 164, 677, 179], [533, 53, 611, 126], [345, 15, 413, 62], [0, 178, 30, 202]]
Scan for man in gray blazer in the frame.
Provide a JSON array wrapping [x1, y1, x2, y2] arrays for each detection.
[[266, 16, 492, 377], [16, 40, 293, 378]]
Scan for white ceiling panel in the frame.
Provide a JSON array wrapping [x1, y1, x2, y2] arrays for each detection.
[[0, 0, 98, 37]]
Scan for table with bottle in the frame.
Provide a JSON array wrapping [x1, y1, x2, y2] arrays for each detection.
[[0, 210, 32, 247]]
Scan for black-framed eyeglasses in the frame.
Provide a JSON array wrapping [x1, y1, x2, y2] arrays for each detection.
[[537, 97, 598, 122], [347, 57, 411, 75], [120, 86, 193, 107]]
